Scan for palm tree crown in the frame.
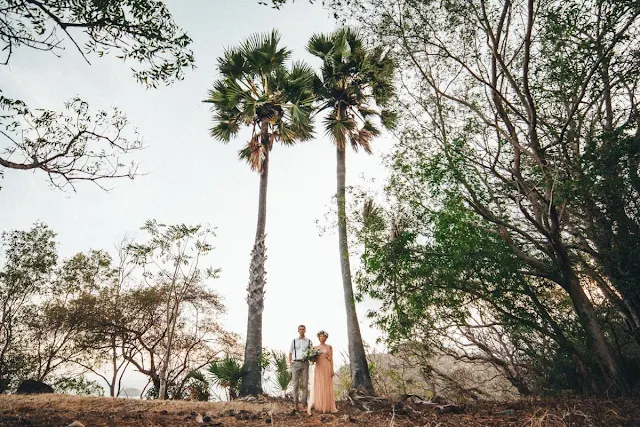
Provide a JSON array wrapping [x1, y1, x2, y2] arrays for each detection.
[[307, 28, 396, 151], [205, 30, 315, 171]]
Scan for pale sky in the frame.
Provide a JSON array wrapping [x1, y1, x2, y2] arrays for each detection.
[[0, 0, 390, 391]]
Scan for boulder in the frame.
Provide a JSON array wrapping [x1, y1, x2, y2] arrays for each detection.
[[16, 380, 54, 394]]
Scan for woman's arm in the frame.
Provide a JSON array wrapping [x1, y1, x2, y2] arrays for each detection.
[[329, 346, 334, 376]]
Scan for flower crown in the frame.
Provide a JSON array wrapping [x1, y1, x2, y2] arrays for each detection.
[[317, 330, 329, 338]]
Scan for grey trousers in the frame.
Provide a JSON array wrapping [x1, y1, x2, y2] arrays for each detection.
[[291, 360, 309, 405]]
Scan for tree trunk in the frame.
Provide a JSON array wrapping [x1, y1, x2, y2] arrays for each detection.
[[110, 337, 117, 397], [239, 121, 269, 396], [563, 269, 629, 395], [158, 298, 178, 400], [152, 375, 161, 398], [523, 283, 598, 393], [336, 145, 374, 394]]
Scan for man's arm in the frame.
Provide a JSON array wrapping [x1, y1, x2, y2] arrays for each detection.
[[289, 339, 294, 365]]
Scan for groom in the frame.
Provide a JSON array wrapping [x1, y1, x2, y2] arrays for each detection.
[[289, 324, 312, 411]]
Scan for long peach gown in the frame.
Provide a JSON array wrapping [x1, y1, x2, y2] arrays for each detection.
[[312, 345, 337, 413]]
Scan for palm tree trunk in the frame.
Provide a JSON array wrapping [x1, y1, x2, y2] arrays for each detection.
[[240, 121, 269, 396], [336, 145, 374, 394]]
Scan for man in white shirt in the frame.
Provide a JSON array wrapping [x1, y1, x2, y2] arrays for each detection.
[[288, 324, 312, 411]]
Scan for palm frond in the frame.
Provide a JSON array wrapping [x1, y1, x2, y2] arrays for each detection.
[[285, 61, 316, 103], [273, 369, 292, 392], [308, 26, 395, 156], [324, 113, 356, 150], [218, 47, 247, 80], [243, 30, 290, 76], [357, 105, 378, 119], [363, 120, 382, 137], [186, 369, 208, 385], [270, 350, 292, 392], [238, 134, 266, 171], [289, 104, 310, 130], [207, 356, 247, 389], [350, 120, 380, 153], [342, 27, 364, 57], [209, 113, 240, 142], [271, 350, 289, 372], [307, 32, 334, 59]]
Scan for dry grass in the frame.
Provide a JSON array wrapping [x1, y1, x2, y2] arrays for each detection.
[[0, 394, 638, 427]]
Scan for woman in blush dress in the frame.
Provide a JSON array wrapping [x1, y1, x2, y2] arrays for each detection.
[[309, 330, 338, 414]]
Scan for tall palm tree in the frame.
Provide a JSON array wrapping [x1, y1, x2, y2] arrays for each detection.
[[205, 30, 315, 396], [307, 28, 395, 393]]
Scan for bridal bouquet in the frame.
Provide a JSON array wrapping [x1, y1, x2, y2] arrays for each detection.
[[302, 347, 321, 363]]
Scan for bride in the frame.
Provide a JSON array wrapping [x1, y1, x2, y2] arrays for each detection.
[[308, 330, 338, 414]]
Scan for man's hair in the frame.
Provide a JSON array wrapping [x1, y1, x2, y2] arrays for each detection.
[[298, 324, 306, 329]]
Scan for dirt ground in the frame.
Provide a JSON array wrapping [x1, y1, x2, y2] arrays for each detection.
[[0, 394, 638, 427]]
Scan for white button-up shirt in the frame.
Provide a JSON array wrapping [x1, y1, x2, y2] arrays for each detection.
[[290, 337, 313, 361]]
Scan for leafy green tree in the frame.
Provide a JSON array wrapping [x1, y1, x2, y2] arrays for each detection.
[[0, 223, 57, 392], [204, 30, 314, 396], [307, 27, 394, 393], [329, 0, 640, 395], [51, 376, 105, 396], [356, 195, 601, 396], [126, 220, 222, 400], [1, 0, 194, 190]]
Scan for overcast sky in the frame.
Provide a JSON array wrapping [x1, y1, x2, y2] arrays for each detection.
[[0, 0, 391, 391]]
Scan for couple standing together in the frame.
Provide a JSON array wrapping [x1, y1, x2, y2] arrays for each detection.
[[288, 325, 338, 414]]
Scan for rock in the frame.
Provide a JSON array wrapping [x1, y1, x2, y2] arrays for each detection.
[[435, 403, 465, 415], [342, 414, 358, 423], [195, 413, 204, 423], [320, 415, 330, 423], [16, 380, 54, 394], [393, 401, 410, 415], [67, 422, 85, 427], [160, 410, 168, 415], [202, 415, 212, 422], [265, 417, 272, 423], [235, 409, 253, 420], [220, 409, 236, 417]]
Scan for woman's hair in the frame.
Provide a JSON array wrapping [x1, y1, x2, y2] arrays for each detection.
[[317, 330, 329, 338]]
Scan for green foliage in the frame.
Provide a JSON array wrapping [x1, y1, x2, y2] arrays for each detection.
[[308, 27, 395, 152], [204, 30, 315, 171], [1, 0, 193, 190], [0, 0, 194, 86], [270, 350, 292, 394], [185, 370, 210, 401], [52, 376, 105, 396], [0, 221, 235, 399], [337, 0, 640, 396], [0, 223, 57, 391], [208, 357, 247, 400]]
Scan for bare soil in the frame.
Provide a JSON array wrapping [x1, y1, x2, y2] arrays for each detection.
[[0, 394, 638, 426]]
